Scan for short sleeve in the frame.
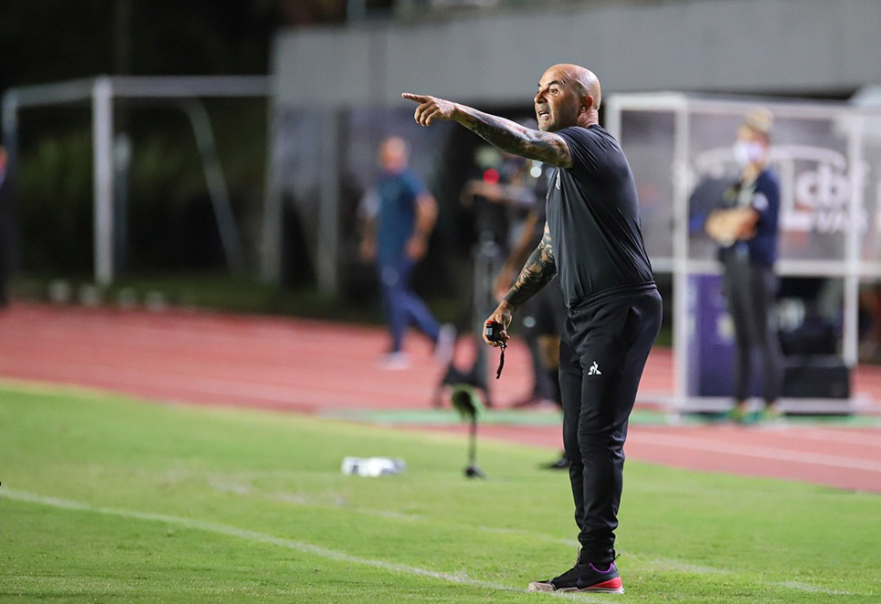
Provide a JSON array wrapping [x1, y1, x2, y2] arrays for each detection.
[[359, 188, 380, 220], [403, 170, 427, 199], [752, 172, 780, 220], [555, 127, 601, 175], [751, 191, 769, 215]]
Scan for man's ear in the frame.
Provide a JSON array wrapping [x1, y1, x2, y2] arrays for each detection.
[[581, 95, 594, 113]]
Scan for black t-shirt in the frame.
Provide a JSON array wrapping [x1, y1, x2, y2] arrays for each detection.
[[547, 125, 654, 307]]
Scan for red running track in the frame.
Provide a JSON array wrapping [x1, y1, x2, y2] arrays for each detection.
[[1, 303, 879, 493]]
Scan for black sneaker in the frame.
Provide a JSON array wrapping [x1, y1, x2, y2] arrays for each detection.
[[542, 452, 569, 470], [528, 560, 624, 593]]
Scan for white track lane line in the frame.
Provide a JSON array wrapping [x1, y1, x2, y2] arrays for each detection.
[[781, 428, 881, 448], [631, 432, 881, 473], [3, 489, 865, 597], [1, 489, 602, 602]]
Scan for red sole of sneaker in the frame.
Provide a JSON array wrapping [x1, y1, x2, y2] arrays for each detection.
[[528, 578, 624, 594], [555, 587, 625, 594], [562, 578, 624, 594]]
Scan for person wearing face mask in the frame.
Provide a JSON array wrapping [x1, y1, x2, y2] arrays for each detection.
[[705, 109, 784, 423]]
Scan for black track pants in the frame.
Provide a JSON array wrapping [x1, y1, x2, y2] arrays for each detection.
[[559, 285, 662, 564]]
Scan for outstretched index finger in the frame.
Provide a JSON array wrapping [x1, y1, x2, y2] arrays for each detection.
[[402, 93, 429, 103]]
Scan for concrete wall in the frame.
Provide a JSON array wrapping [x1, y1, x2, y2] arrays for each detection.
[[273, 0, 881, 108]]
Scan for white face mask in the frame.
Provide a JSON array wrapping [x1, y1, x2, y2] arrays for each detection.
[[733, 141, 765, 167]]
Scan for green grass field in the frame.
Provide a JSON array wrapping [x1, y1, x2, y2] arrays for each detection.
[[1, 380, 878, 603]]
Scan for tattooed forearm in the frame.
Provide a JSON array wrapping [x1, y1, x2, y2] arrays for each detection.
[[503, 224, 557, 309], [456, 107, 572, 168]]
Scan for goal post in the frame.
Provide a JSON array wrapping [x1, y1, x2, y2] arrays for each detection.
[[1, 75, 271, 285]]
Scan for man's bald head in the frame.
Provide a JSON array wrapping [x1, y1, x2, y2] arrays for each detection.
[[379, 136, 409, 173], [550, 63, 601, 111], [535, 64, 601, 131]]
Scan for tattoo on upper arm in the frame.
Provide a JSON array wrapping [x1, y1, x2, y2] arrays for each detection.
[[503, 223, 557, 308], [463, 109, 572, 168]]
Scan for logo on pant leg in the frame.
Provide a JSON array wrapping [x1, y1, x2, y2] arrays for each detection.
[[588, 361, 602, 376]]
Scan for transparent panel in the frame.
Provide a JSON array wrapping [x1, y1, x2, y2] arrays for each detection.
[[687, 108, 852, 264], [618, 110, 676, 262], [859, 114, 881, 263]]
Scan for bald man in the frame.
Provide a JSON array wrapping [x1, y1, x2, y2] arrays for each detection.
[[405, 64, 661, 593]]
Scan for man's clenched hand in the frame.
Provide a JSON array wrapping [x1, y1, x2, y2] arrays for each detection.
[[483, 302, 513, 347]]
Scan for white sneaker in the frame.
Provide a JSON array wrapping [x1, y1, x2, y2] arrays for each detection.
[[376, 351, 410, 370], [434, 324, 456, 364]]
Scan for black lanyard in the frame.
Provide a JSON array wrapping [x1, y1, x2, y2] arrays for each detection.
[[495, 343, 506, 379], [484, 321, 507, 379]]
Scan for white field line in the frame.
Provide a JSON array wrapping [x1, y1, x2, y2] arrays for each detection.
[[261, 492, 865, 597], [209, 477, 579, 544], [631, 432, 881, 473], [203, 474, 873, 596], [1, 489, 600, 602], [4, 488, 866, 598], [773, 581, 860, 595]]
